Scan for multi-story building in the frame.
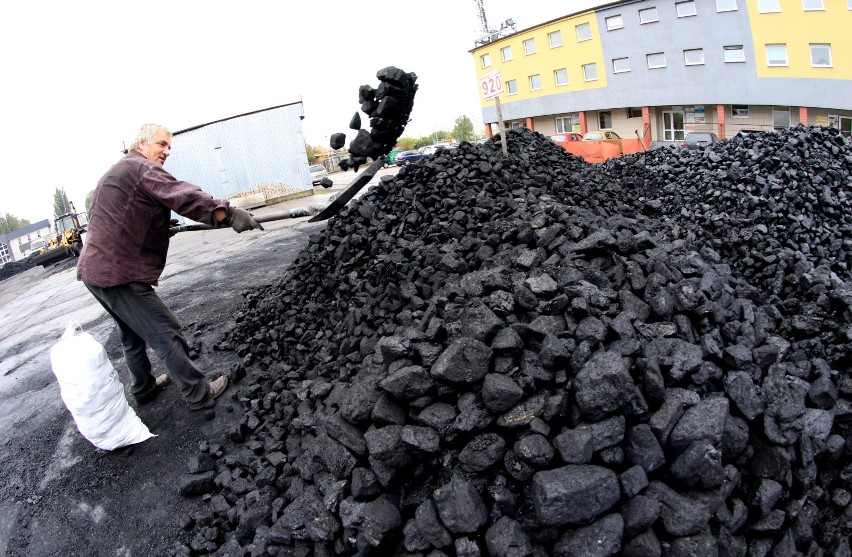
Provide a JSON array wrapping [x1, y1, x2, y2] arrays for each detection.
[[0, 220, 52, 264], [472, 0, 852, 150]]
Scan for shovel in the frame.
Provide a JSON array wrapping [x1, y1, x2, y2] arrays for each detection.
[[169, 156, 387, 234]]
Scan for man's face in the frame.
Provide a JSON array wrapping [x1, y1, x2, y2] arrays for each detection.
[[138, 129, 171, 166]]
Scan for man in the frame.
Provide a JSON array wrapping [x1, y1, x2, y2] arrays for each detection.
[[77, 124, 263, 410]]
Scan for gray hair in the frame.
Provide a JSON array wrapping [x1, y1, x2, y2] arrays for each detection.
[[130, 124, 171, 150]]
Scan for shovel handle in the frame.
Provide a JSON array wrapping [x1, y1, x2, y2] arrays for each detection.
[[169, 206, 319, 234]]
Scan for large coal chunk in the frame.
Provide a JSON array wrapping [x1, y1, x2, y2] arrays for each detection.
[[553, 513, 623, 557], [329, 133, 345, 150], [484, 516, 534, 557], [530, 465, 620, 526], [433, 478, 488, 535], [430, 337, 492, 384], [573, 351, 636, 421]]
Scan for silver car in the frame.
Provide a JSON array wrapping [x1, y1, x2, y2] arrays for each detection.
[[682, 132, 720, 150], [309, 164, 329, 185]]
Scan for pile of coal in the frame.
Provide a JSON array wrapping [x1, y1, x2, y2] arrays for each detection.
[[329, 67, 418, 172], [0, 255, 38, 281], [584, 128, 852, 370], [177, 127, 851, 556]]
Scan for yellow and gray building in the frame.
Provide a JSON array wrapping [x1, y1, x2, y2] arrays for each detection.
[[472, 0, 852, 147]]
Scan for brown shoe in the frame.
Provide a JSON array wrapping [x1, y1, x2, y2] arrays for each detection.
[[134, 374, 171, 403], [189, 375, 230, 410]]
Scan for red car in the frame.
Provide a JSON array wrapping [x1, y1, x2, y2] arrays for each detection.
[[550, 133, 583, 143], [550, 132, 583, 151]]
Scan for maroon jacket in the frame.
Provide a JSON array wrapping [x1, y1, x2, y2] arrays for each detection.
[[77, 150, 231, 287]]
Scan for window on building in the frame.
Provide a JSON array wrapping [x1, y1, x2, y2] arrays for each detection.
[[684, 48, 705, 66], [605, 15, 624, 30], [582, 63, 598, 81], [523, 38, 536, 55], [506, 79, 518, 95], [480, 53, 491, 68], [773, 107, 791, 130], [676, 1, 697, 17], [810, 44, 832, 66], [848, 0, 852, 9], [803, 0, 824, 10], [724, 45, 746, 63], [758, 0, 780, 12], [627, 107, 643, 119], [554, 68, 569, 86], [529, 74, 542, 90], [599, 111, 613, 129], [766, 44, 788, 66], [612, 57, 630, 73], [731, 105, 749, 118], [501, 46, 513, 62], [576, 23, 592, 41], [716, 0, 737, 11], [555, 116, 572, 133], [647, 52, 666, 69], [549, 30, 563, 48], [510, 122, 524, 130], [639, 7, 659, 23]]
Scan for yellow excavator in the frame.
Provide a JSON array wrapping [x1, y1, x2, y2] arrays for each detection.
[[32, 202, 88, 267]]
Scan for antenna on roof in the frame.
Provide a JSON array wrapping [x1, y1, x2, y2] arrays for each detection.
[[473, 0, 514, 46]]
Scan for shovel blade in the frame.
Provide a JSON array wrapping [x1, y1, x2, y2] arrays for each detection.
[[308, 157, 386, 223]]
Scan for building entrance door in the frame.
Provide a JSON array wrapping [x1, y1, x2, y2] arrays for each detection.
[[772, 107, 791, 130], [663, 111, 685, 141]]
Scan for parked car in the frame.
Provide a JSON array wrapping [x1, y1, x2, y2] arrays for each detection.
[[395, 150, 426, 165], [550, 133, 583, 143], [682, 132, 720, 150], [309, 164, 328, 185], [420, 143, 457, 156], [384, 149, 401, 168], [582, 131, 622, 141]]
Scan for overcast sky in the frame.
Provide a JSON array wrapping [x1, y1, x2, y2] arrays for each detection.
[[0, 1, 605, 223]]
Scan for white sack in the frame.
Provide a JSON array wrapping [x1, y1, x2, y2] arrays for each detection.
[[49, 323, 155, 450]]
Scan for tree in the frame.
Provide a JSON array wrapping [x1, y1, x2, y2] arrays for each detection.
[[432, 130, 449, 142], [305, 143, 320, 163], [53, 187, 71, 217], [85, 190, 95, 213], [452, 115, 475, 142], [396, 137, 417, 151], [0, 213, 31, 234]]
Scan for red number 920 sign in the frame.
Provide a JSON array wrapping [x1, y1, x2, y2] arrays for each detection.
[[480, 70, 504, 100]]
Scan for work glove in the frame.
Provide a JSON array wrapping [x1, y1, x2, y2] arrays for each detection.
[[229, 208, 264, 233]]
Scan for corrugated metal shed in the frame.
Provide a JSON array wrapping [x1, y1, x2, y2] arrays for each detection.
[[164, 101, 312, 201]]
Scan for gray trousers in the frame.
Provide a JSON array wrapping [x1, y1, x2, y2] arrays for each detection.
[[84, 282, 207, 405]]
